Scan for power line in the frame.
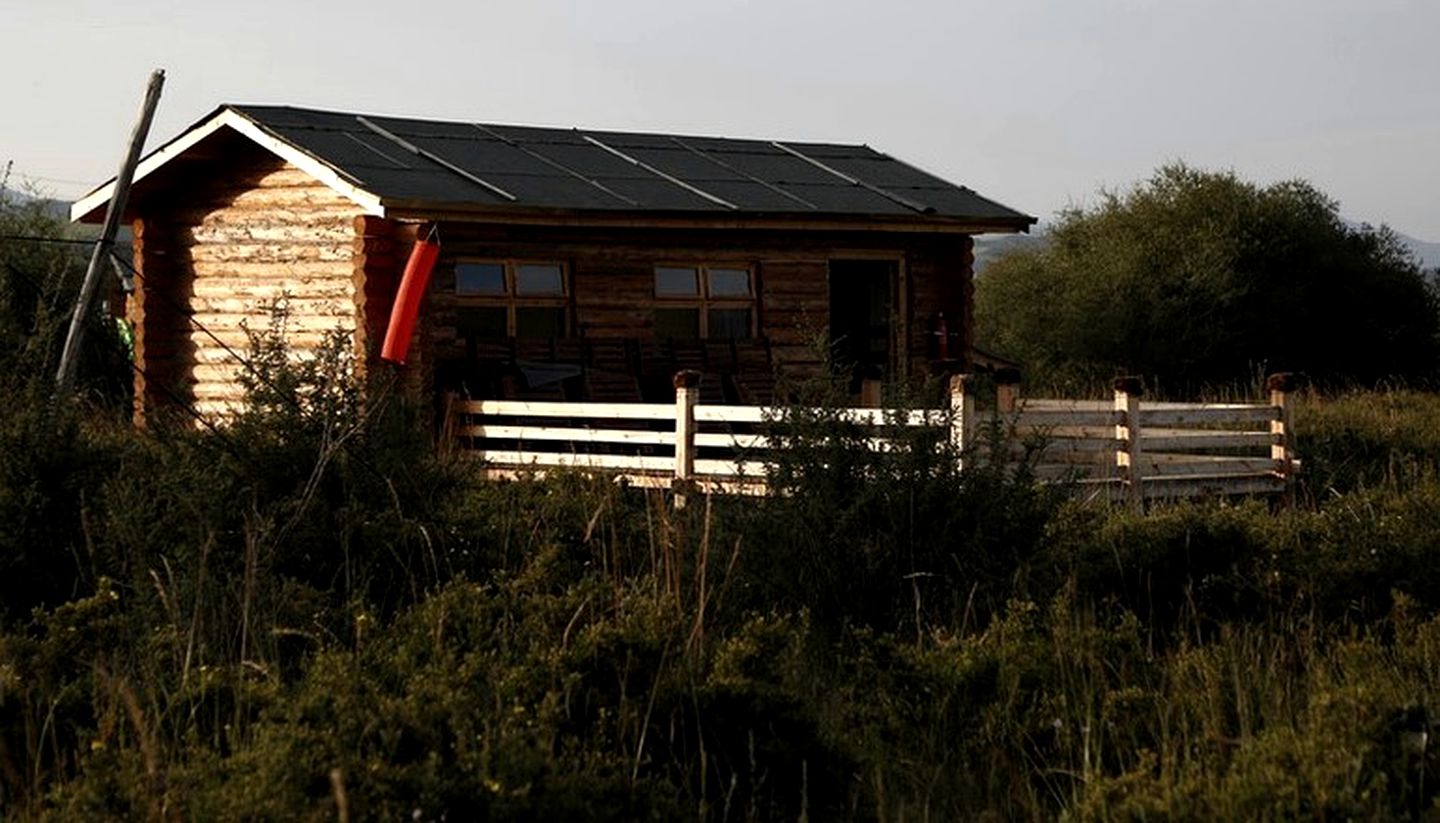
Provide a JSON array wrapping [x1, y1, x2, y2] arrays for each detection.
[[4, 230, 408, 489]]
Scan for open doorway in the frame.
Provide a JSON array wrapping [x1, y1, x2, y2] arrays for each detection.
[[828, 259, 896, 384]]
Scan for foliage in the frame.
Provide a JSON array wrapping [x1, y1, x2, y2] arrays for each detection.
[[0, 174, 130, 404], [6, 283, 1440, 817], [976, 163, 1440, 392]]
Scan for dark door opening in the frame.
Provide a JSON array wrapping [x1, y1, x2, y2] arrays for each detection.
[[828, 259, 895, 383]]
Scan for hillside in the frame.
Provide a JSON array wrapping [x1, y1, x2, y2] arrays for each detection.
[[976, 223, 1440, 273]]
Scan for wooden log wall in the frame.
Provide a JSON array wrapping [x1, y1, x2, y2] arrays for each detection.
[[420, 223, 975, 387], [129, 151, 362, 422], [125, 137, 979, 423]]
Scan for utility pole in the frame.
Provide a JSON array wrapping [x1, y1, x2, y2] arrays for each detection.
[[55, 69, 165, 398]]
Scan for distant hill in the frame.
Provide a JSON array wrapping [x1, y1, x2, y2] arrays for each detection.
[[1398, 232, 1440, 271], [976, 223, 1440, 274], [972, 230, 1046, 274]]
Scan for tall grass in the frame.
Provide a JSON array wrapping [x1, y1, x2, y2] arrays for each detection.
[[6, 344, 1440, 818]]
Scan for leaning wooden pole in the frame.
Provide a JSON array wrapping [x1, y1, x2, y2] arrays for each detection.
[[55, 69, 165, 399]]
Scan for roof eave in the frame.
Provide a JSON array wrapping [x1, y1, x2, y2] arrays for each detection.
[[380, 199, 1034, 234], [70, 106, 386, 223]]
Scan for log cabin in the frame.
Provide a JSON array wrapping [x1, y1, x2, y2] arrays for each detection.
[[72, 105, 1034, 422]]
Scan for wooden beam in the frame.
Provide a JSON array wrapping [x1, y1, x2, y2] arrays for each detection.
[[57, 69, 165, 398]]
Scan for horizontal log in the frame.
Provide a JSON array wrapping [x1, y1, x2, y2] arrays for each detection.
[[183, 222, 357, 245], [175, 205, 363, 227], [188, 242, 351, 264], [191, 260, 353, 279], [192, 296, 353, 315], [190, 280, 355, 300], [191, 313, 354, 334], [186, 330, 352, 352], [200, 185, 355, 210]]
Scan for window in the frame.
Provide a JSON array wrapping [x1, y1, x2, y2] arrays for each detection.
[[653, 264, 755, 340], [454, 260, 568, 339]]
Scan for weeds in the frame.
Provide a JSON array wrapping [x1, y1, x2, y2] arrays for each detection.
[[6, 333, 1440, 818]]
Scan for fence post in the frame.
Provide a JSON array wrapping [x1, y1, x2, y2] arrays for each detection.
[[1268, 372, 1297, 504], [995, 367, 1022, 414], [1113, 376, 1144, 512], [673, 370, 701, 509], [949, 373, 975, 465]]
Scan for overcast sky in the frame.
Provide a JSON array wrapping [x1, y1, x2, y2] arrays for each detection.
[[3, 0, 1437, 239]]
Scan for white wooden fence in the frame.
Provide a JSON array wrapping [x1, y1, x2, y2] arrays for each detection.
[[446, 372, 1300, 508]]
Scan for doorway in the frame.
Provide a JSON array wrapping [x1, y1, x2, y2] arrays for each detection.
[[828, 259, 896, 382]]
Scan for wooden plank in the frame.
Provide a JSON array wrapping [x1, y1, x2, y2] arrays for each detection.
[[459, 400, 675, 420], [1012, 424, 1117, 440], [1009, 409, 1121, 428], [1139, 455, 1279, 477], [1141, 430, 1276, 451], [478, 451, 675, 472], [695, 432, 769, 449], [1019, 399, 1110, 412], [1141, 406, 1278, 426], [1140, 473, 1285, 499], [1033, 463, 1103, 482], [463, 425, 677, 445]]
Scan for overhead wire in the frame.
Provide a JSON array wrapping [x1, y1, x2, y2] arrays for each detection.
[[2, 232, 406, 485]]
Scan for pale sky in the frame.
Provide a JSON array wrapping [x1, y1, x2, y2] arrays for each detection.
[[3, 0, 1437, 239]]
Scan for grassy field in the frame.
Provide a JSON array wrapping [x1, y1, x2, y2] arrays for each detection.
[[4, 367, 1440, 820]]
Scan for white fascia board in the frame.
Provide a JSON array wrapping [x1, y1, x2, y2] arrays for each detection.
[[70, 108, 386, 222]]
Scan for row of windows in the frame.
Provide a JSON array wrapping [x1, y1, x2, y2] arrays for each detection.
[[453, 261, 756, 340]]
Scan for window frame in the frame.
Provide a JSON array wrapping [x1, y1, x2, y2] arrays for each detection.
[[652, 262, 758, 340], [453, 258, 570, 338]]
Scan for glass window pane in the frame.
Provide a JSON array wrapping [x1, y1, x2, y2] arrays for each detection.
[[655, 308, 700, 340], [655, 266, 700, 297], [516, 264, 564, 296], [707, 267, 751, 298], [515, 306, 566, 338], [455, 262, 506, 296], [708, 308, 752, 339], [457, 306, 508, 339]]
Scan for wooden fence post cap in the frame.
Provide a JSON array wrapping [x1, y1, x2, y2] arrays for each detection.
[[1266, 372, 1298, 393], [673, 370, 702, 389], [949, 373, 972, 390], [1112, 376, 1144, 396], [994, 367, 1022, 386]]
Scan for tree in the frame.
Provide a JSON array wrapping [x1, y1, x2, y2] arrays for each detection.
[[975, 164, 1440, 391], [0, 170, 129, 401]]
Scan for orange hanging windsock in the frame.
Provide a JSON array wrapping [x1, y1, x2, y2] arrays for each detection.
[[380, 234, 440, 364]]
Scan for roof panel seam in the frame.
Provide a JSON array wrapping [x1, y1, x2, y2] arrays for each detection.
[[667, 137, 819, 211], [771, 142, 934, 215], [356, 116, 517, 202], [471, 124, 639, 206], [579, 132, 738, 211]]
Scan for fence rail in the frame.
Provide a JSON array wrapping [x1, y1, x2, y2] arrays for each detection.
[[447, 371, 1300, 508]]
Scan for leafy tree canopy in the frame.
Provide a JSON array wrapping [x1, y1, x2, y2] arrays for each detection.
[[975, 163, 1439, 392]]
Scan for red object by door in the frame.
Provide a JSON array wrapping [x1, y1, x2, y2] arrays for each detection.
[[380, 237, 440, 364]]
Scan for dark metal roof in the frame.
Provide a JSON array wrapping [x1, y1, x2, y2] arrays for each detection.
[[224, 105, 1034, 228]]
